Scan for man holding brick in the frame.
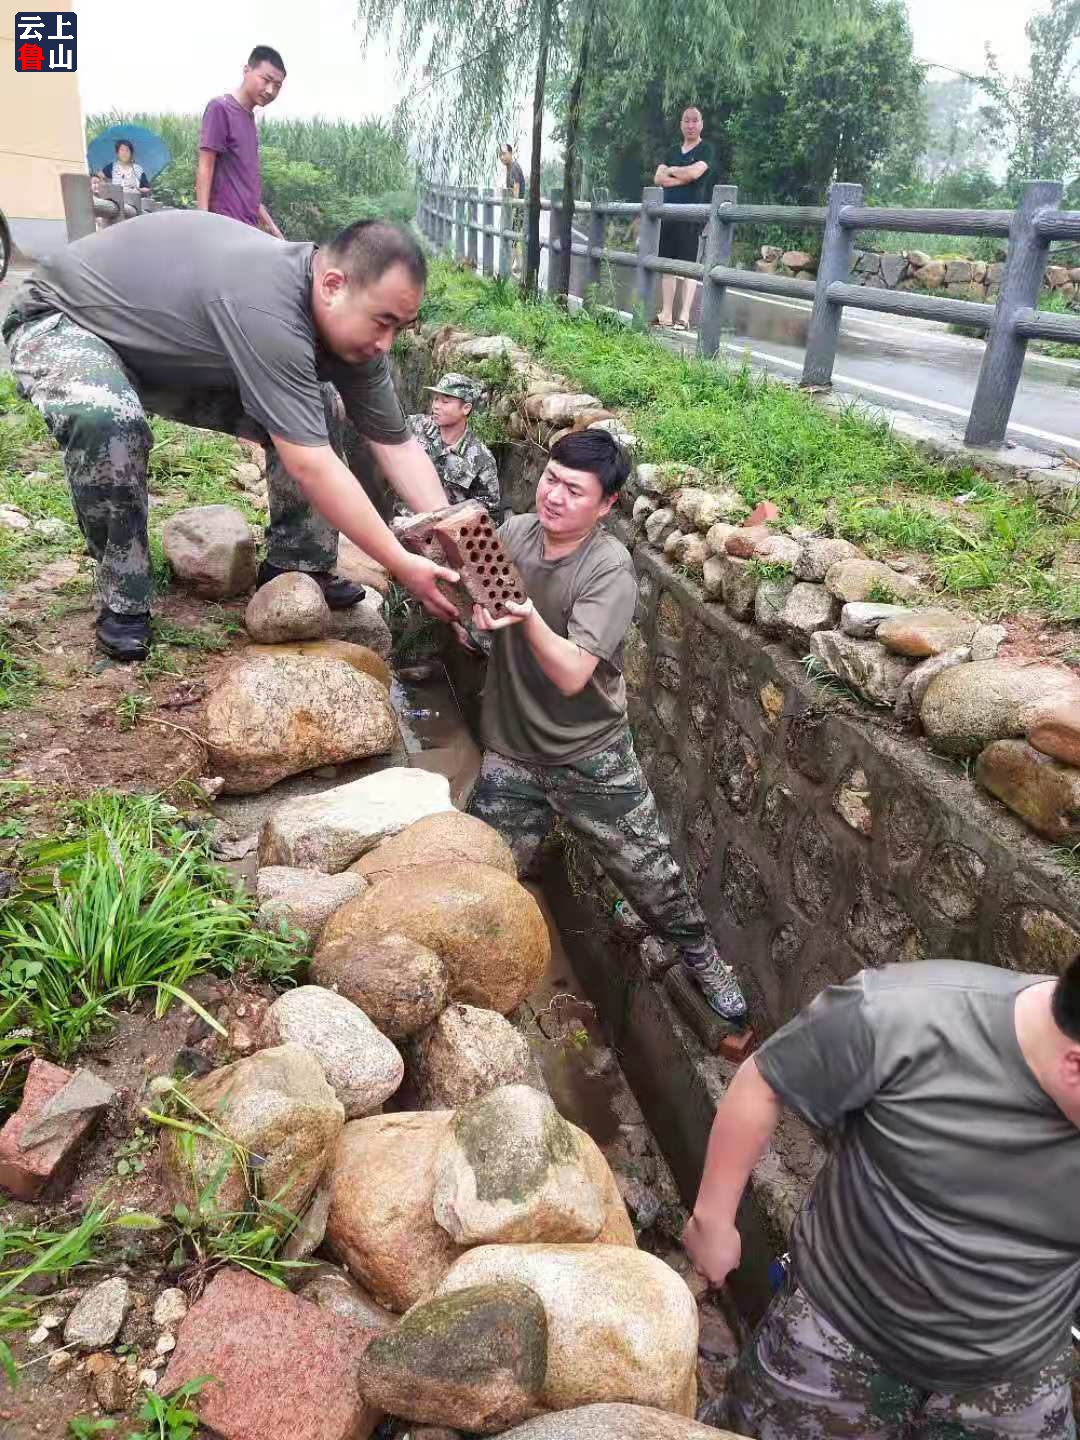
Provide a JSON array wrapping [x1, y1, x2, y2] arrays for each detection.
[[684, 956, 1080, 1438], [463, 428, 747, 1023]]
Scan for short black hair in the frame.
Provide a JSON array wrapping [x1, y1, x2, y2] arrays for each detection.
[[500, 143, 513, 153], [549, 429, 630, 497], [248, 45, 286, 73], [114, 138, 135, 155], [323, 219, 427, 291], [1051, 955, 1080, 1042]]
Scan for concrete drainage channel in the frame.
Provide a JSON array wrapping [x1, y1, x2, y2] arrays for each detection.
[[210, 655, 748, 1432]]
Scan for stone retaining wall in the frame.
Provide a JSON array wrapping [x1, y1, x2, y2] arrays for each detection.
[[397, 327, 1080, 1318], [756, 245, 1080, 304]]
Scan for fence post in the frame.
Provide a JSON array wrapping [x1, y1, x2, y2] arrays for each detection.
[[440, 186, 450, 251], [965, 180, 1063, 448], [482, 188, 495, 277], [585, 192, 607, 298], [801, 181, 862, 387], [548, 188, 565, 296], [455, 189, 466, 260], [499, 188, 512, 278], [467, 187, 480, 269], [61, 173, 96, 241], [636, 186, 663, 321], [698, 184, 737, 359]]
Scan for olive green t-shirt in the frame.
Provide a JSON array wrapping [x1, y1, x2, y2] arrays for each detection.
[[755, 960, 1080, 1390], [481, 514, 638, 765]]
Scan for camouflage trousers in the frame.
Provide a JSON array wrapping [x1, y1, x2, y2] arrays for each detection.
[[5, 308, 345, 614], [467, 729, 709, 950], [729, 1279, 1076, 1440]]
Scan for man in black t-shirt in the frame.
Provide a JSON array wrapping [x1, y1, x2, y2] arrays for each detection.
[[654, 107, 714, 330]]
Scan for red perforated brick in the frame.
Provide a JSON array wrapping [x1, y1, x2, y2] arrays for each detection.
[[0, 1059, 103, 1201], [397, 502, 528, 620]]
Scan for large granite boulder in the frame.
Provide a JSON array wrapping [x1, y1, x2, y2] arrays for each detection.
[[350, 810, 516, 885], [919, 661, 1080, 757], [498, 1405, 741, 1440], [204, 656, 396, 795], [311, 930, 450, 1040], [258, 769, 454, 873], [158, 1267, 380, 1440], [433, 1086, 605, 1246], [245, 573, 330, 644], [406, 1005, 534, 1109], [161, 505, 256, 598], [161, 1044, 344, 1220], [434, 1245, 698, 1416], [245, 639, 391, 690], [356, 1282, 548, 1433], [324, 1111, 467, 1312], [255, 867, 366, 950], [257, 987, 403, 1118], [320, 863, 549, 1014]]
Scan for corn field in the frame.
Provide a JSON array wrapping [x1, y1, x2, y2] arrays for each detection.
[[85, 110, 416, 243]]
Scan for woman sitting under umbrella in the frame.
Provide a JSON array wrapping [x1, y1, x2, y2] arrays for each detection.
[[95, 138, 151, 197]]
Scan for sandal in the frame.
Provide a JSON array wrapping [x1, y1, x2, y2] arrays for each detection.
[[672, 320, 690, 332]]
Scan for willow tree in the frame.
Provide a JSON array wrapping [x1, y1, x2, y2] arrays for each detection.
[[354, 0, 848, 294], [550, 0, 847, 294]]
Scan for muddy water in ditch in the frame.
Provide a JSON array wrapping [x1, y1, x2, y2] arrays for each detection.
[[393, 663, 623, 1147]]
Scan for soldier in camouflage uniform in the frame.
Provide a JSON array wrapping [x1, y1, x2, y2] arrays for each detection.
[[2, 210, 455, 660], [684, 959, 1080, 1438], [401, 373, 501, 519], [463, 427, 747, 1023]]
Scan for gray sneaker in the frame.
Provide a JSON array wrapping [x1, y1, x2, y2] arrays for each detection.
[[682, 945, 748, 1024]]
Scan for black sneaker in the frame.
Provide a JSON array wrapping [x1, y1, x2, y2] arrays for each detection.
[[96, 608, 151, 663], [256, 560, 365, 610]]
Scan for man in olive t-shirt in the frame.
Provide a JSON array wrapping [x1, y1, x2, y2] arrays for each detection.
[[462, 428, 747, 1023], [3, 210, 456, 660], [683, 958, 1080, 1438]]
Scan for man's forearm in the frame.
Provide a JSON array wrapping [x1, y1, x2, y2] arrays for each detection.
[[195, 152, 216, 211], [693, 1058, 782, 1224], [370, 437, 449, 513]]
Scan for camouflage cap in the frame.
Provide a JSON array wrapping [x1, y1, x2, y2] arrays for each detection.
[[426, 372, 485, 406]]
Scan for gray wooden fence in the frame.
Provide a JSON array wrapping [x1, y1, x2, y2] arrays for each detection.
[[417, 180, 1080, 452]]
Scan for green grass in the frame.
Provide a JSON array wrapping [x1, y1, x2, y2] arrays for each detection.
[[0, 629, 43, 711], [0, 377, 263, 603], [420, 262, 1080, 625], [0, 792, 303, 1063]]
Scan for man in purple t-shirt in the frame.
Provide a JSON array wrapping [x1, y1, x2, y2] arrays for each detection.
[[197, 44, 285, 236]]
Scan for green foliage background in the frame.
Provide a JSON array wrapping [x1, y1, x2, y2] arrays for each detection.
[[85, 111, 416, 243]]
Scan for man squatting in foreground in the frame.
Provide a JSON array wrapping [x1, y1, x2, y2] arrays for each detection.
[[3, 211, 460, 659], [684, 955, 1080, 1438], [463, 428, 748, 1023]]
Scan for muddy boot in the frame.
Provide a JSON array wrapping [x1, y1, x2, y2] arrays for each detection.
[[681, 942, 748, 1025], [95, 608, 151, 663], [256, 560, 365, 610]]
